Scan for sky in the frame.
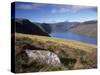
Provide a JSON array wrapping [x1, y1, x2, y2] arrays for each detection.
[[15, 2, 97, 23]]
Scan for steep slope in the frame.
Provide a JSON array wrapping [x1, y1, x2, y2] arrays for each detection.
[[48, 20, 97, 37], [49, 21, 80, 32], [41, 23, 51, 33], [69, 20, 97, 37], [12, 18, 50, 36], [32, 22, 52, 34]]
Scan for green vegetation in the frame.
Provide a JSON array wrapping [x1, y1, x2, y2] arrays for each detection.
[[15, 33, 97, 73]]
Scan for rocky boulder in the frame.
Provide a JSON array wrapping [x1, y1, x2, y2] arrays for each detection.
[[25, 50, 61, 65]]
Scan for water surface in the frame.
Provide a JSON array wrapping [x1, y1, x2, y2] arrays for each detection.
[[50, 32, 97, 45]]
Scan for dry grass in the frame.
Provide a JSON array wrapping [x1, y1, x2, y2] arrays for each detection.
[[15, 33, 96, 52], [15, 33, 97, 72]]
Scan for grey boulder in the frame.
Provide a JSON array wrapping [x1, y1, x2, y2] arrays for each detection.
[[25, 49, 61, 65]]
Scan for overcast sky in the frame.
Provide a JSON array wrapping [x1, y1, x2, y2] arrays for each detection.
[[15, 2, 97, 23]]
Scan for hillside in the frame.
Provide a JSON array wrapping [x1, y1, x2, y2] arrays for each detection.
[[12, 18, 50, 36], [69, 21, 97, 37], [15, 33, 97, 73], [13, 18, 97, 37], [32, 22, 52, 34], [48, 20, 97, 37], [49, 21, 80, 32]]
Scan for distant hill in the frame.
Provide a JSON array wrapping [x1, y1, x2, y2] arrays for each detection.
[[49, 21, 80, 32], [48, 20, 97, 37], [41, 23, 51, 33], [82, 20, 97, 24], [69, 20, 97, 37], [12, 18, 50, 36], [33, 22, 51, 34], [12, 18, 97, 37]]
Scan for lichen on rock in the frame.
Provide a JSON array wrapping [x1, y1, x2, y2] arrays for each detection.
[[25, 49, 61, 65]]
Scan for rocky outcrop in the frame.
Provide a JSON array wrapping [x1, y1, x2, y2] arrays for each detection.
[[25, 50, 61, 65]]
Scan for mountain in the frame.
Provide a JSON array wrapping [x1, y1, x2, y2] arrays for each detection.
[[41, 23, 51, 33], [69, 20, 97, 37], [32, 22, 51, 34], [82, 20, 97, 24], [49, 21, 80, 32], [12, 18, 50, 36], [12, 18, 97, 37], [48, 20, 97, 37]]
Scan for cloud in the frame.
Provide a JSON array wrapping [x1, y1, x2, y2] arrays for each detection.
[[16, 4, 33, 10], [70, 5, 97, 12], [32, 3, 45, 9], [16, 3, 97, 13], [51, 8, 70, 13], [16, 3, 45, 10], [51, 5, 97, 14], [51, 5, 71, 13]]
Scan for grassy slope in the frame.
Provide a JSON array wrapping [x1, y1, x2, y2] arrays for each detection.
[[69, 23, 97, 37], [15, 33, 97, 72], [16, 33, 96, 52]]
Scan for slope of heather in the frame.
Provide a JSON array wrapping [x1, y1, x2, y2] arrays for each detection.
[[15, 33, 97, 73]]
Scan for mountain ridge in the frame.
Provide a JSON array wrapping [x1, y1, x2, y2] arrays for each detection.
[[12, 18, 97, 37], [12, 18, 51, 36]]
